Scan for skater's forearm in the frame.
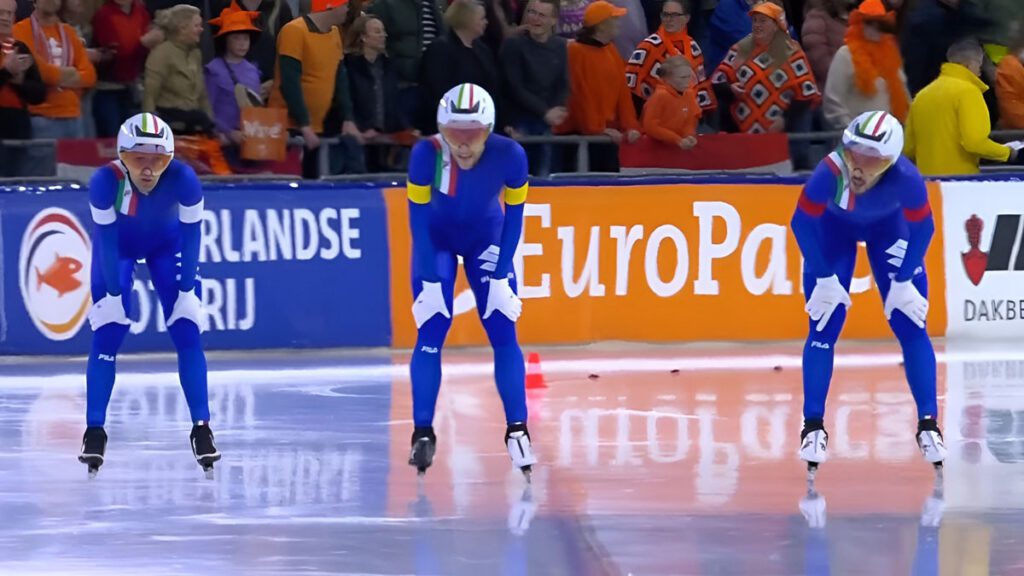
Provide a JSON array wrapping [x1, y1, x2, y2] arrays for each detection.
[[791, 209, 831, 278], [409, 201, 438, 282], [97, 224, 122, 296], [494, 202, 524, 279], [179, 221, 201, 292], [897, 216, 934, 282]]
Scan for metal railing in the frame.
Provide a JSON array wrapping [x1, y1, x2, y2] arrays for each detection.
[[4, 129, 1024, 184]]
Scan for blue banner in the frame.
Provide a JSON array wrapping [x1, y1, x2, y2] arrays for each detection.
[[0, 182, 392, 354]]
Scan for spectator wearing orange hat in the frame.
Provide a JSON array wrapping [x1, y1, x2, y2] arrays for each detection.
[[641, 55, 700, 148], [711, 1, 820, 134], [269, 0, 366, 177], [211, 0, 294, 102], [556, 0, 641, 172], [995, 30, 1024, 129], [822, 0, 909, 130], [205, 5, 262, 167]]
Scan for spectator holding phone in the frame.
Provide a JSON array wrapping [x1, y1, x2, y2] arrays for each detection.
[[91, 0, 163, 138], [0, 0, 46, 176]]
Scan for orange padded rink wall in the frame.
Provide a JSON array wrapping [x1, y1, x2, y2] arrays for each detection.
[[385, 181, 948, 347]]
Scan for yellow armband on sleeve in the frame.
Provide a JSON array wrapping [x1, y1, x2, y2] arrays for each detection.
[[504, 183, 528, 206], [407, 181, 431, 205]]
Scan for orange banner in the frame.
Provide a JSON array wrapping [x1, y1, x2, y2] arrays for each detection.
[[385, 182, 947, 347]]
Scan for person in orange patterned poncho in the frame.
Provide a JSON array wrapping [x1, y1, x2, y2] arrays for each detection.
[[711, 1, 821, 133], [625, 0, 716, 116]]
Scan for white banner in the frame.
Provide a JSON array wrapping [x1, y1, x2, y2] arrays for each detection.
[[942, 181, 1024, 339]]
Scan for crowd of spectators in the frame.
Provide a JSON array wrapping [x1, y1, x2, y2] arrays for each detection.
[[0, 0, 1021, 177]]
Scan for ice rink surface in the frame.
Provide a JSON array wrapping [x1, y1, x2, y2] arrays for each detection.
[[0, 340, 1022, 575]]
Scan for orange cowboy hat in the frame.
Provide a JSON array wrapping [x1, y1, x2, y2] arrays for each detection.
[[209, 2, 261, 37], [855, 0, 897, 24], [748, 2, 787, 31]]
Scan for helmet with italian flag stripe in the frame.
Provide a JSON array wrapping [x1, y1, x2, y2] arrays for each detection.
[[842, 111, 903, 162], [437, 83, 495, 132], [117, 112, 175, 157]]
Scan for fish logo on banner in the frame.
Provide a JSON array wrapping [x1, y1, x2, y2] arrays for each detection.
[[19, 208, 92, 340]]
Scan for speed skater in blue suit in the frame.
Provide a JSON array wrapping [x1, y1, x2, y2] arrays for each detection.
[[405, 83, 537, 480], [79, 112, 220, 477], [790, 111, 947, 479]]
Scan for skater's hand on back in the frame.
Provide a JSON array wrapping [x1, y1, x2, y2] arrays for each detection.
[[412, 281, 450, 328], [168, 289, 208, 332], [805, 274, 851, 332], [884, 279, 928, 329], [88, 293, 131, 331], [483, 276, 522, 322]]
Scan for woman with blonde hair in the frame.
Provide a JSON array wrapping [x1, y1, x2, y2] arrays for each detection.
[[711, 1, 820, 133], [145, 4, 231, 174], [417, 0, 500, 133]]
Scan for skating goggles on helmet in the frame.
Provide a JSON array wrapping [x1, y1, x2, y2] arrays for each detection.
[[842, 142, 894, 173], [120, 150, 173, 176], [439, 123, 490, 146]]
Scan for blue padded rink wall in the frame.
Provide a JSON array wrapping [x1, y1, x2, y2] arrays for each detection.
[[2, 340, 1024, 575]]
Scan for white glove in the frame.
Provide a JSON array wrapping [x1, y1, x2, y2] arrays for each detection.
[[805, 275, 851, 332], [167, 289, 207, 332], [412, 281, 450, 328], [884, 279, 928, 329], [88, 293, 130, 331], [482, 276, 522, 322]]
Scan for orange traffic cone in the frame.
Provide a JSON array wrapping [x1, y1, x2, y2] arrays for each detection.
[[526, 352, 547, 389]]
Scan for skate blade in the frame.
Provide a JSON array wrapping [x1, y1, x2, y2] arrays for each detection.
[[79, 455, 103, 478], [806, 461, 819, 484], [521, 465, 533, 484]]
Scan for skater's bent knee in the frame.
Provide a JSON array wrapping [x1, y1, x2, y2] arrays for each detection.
[[167, 321, 202, 349], [482, 318, 517, 347]]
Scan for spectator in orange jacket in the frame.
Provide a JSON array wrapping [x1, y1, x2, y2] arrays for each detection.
[[996, 34, 1024, 129], [13, 0, 96, 175], [556, 0, 640, 172], [641, 55, 699, 148]]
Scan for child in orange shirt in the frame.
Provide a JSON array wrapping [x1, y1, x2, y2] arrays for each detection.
[[641, 55, 700, 149]]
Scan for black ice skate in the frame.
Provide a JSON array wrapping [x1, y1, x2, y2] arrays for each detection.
[[190, 422, 221, 478], [799, 419, 829, 482], [506, 423, 538, 482], [78, 426, 107, 478], [409, 427, 436, 476]]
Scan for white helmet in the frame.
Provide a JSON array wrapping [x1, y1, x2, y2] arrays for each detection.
[[842, 111, 903, 162], [436, 83, 495, 131], [117, 112, 175, 157]]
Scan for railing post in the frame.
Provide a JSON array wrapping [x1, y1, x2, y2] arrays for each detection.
[[318, 139, 330, 178], [577, 139, 590, 173]]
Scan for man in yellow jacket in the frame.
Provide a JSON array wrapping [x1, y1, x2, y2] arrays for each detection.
[[904, 38, 1023, 176]]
